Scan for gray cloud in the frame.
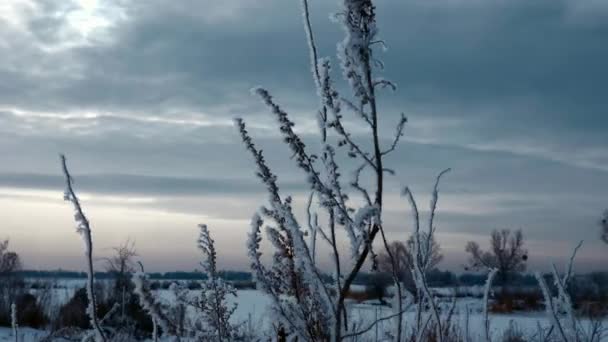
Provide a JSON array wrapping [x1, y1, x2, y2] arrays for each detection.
[[0, 172, 307, 196], [0, 0, 607, 271]]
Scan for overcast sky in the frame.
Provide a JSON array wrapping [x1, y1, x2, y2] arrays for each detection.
[[0, 0, 607, 273]]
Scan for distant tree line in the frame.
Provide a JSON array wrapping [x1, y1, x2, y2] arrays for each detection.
[[15, 268, 608, 289], [14, 270, 253, 281]]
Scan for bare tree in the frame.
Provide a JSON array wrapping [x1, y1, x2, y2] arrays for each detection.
[[104, 239, 137, 320], [377, 233, 443, 293], [601, 210, 608, 245], [465, 229, 528, 284], [105, 239, 137, 284], [0, 240, 21, 337], [0, 240, 20, 276]]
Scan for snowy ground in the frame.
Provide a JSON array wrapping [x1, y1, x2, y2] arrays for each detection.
[[2, 279, 607, 341], [226, 291, 606, 341], [0, 327, 47, 341]]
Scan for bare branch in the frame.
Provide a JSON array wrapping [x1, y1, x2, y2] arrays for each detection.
[[350, 163, 372, 205], [564, 240, 583, 284], [373, 78, 396, 91], [381, 113, 407, 156], [340, 97, 371, 125]]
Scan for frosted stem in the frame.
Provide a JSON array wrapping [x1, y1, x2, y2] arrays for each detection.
[[60, 155, 106, 342]]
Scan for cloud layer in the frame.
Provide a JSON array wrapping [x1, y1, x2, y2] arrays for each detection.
[[1, 0, 607, 272]]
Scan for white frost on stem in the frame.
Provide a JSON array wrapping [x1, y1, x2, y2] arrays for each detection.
[[483, 268, 498, 342], [552, 241, 583, 341], [132, 269, 175, 337], [403, 169, 450, 342], [535, 241, 584, 342], [196, 224, 238, 341], [60, 155, 106, 342], [239, 0, 410, 340], [11, 303, 17, 342], [152, 318, 158, 342], [536, 271, 569, 342]]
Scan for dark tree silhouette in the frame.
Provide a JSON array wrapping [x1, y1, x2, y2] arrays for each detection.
[[104, 239, 137, 291], [0, 240, 20, 275], [0, 240, 21, 326], [377, 233, 443, 293], [465, 229, 527, 284], [104, 239, 137, 320]]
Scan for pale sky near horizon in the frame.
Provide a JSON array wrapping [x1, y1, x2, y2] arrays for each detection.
[[0, 0, 607, 273]]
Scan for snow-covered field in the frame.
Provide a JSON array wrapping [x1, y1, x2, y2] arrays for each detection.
[[227, 292, 606, 341], [1, 278, 605, 341]]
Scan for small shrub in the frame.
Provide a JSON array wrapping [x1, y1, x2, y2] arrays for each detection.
[[186, 280, 201, 290], [53, 287, 112, 330], [16, 293, 48, 328], [54, 288, 91, 329]]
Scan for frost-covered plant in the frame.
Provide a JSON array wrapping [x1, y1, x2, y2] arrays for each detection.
[[132, 267, 176, 339], [535, 241, 591, 342], [194, 224, 238, 341], [402, 169, 451, 342], [483, 269, 498, 342], [236, 0, 415, 340], [132, 227, 240, 341], [104, 239, 137, 319], [60, 155, 106, 342], [244, 185, 334, 341], [11, 302, 18, 342]]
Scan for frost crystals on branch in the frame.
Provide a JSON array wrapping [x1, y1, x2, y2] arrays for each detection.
[[11, 302, 18, 342], [132, 263, 176, 339], [195, 224, 238, 342], [402, 168, 450, 342], [238, 119, 335, 341], [483, 268, 498, 342], [237, 0, 432, 340], [536, 241, 585, 342], [60, 155, 106, 342]]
